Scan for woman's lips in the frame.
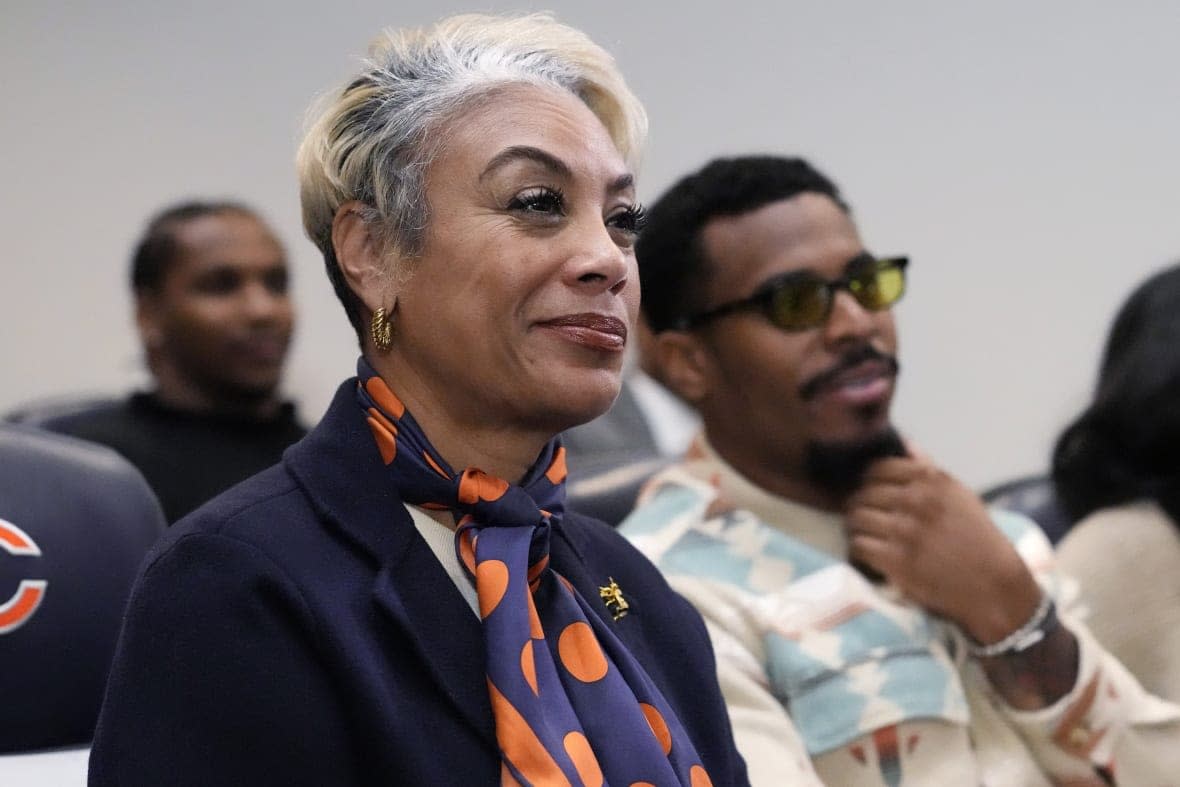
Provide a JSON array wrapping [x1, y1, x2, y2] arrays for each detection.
[[536, 313, 628, 352]]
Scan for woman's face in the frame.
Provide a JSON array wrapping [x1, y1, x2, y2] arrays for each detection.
[[390, 84, 642, 437]]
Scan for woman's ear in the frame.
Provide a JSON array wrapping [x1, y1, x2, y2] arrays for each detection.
[[646, 331, 711, 405], [331, 201, 390, 311]]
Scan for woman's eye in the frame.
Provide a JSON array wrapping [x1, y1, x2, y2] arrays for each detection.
[[508, 188, 565, 216], [608, 204, 648, 236]]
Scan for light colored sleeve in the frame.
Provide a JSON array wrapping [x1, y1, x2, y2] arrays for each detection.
[[982, 510, 1180, 783], [674, 576, 982, 787], [1054, 503, 1180, 703]]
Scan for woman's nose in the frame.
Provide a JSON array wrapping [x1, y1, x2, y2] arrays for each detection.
[[568, 222, 630, 295]]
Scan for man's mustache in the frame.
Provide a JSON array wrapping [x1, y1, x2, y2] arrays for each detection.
[[800, 344, 900, 402]]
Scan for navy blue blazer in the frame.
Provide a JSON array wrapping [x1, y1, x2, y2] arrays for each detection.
[[89, 380, 748, 786]]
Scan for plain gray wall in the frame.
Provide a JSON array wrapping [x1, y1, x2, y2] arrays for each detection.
[[3, 0, 1179, 489]]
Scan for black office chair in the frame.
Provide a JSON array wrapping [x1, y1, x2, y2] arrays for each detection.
[[0, 425, 165, 756], [981, 474, 1074, 545], [4, 394, 122, 428]]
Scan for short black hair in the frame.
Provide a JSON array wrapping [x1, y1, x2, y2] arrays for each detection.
[[129, 200, 261, 292], [636, 155, 849, 333], [1052, 261, 1180, 527]]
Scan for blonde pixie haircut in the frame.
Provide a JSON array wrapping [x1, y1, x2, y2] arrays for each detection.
[[297, 12, 648, 335]]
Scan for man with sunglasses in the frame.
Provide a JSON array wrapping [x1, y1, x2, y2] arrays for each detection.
[[620, 156, 1179, 785]]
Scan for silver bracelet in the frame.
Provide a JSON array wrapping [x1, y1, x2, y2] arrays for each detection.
[[967, 592, 1057, 658]]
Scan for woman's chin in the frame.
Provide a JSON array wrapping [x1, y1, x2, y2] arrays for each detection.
[[541, 374, 623, 433]]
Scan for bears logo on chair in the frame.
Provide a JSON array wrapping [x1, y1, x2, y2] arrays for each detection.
[[0, 518, 47, 634]]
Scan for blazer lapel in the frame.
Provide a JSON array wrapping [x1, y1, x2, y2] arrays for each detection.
[[370, 531, 494, 742], [284, 380, 496, 747]]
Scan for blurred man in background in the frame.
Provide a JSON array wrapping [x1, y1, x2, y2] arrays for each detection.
[[40, 201, 306, 522]]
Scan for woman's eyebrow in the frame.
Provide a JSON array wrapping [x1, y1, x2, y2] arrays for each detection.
[[480, 146, 635, 195], [608, 173, 634, 195], [480, 145, 571, 181]]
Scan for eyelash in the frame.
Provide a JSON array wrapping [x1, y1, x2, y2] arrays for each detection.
[[507, 187, 646, 238], [508, 187, 566, 215], [610, 204, 647, 236]]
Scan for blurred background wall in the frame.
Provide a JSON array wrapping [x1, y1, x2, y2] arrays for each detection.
[[3, 0, 1179, 488]]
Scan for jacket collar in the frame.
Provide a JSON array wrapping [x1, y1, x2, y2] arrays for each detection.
[[285, 379, 589, 562], [684, 432, 848, 560], [283, 379, 494, 744], [282, 379, 594, 747]]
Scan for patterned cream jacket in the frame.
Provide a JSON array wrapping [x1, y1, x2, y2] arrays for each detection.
[[619, 436, 1180, 786]]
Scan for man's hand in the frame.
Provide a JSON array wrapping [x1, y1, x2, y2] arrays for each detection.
[[844, 454, 1041, 645], [845, 453, 1080, 709]]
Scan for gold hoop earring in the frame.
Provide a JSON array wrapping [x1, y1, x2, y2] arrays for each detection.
[[370, 307, 393, 351]]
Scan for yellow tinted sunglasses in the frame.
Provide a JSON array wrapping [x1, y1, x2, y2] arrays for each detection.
[[678, 254, 908, 332]]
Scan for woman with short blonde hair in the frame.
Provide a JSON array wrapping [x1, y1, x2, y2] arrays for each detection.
[[89, 13, 747, 786]]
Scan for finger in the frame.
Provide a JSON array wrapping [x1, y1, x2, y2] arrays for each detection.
[[846, 482, 910, 514], [901, 436, 930, 462], [848, 532, 904, 576], [845, 506, 906, 539], [860, 456, 924, 485]]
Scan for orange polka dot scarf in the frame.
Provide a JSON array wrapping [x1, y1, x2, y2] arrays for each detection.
[[357, 360, 713, 787]]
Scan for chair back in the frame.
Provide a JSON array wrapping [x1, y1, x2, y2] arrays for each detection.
[[0, 425, 165, 754], [981, 474, 1073, 545]]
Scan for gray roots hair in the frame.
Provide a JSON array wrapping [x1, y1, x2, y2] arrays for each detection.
[[296, 12, 648, 336]]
